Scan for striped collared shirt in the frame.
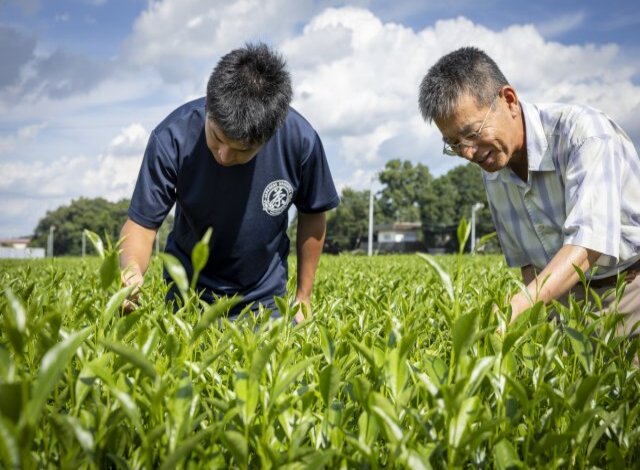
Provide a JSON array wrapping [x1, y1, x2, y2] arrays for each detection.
[[484, 100, 640, 278]]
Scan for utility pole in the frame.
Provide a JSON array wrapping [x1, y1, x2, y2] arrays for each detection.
[[470, 203, 485, 252], [368, 184, 374, 257], [47, 225, 56, 257], [81, 230, 86, 257]]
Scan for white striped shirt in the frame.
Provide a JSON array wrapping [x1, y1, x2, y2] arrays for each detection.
[[484, 101, 640, 279]]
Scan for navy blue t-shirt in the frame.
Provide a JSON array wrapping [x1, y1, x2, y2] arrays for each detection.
[[129, 97, 339, 308]]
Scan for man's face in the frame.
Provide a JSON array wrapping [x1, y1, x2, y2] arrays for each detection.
[[434, 90, 523, 172], [205, 119, 263, 167]]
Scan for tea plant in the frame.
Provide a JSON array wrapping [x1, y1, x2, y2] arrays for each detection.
[[1, 229, 639, 468]]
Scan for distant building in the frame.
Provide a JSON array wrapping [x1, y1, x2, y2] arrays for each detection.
[[0, 237, 45, 259], [0, 237, 32, 249], [374, 222, 424, 253]]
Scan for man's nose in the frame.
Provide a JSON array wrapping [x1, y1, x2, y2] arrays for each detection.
[[217, 145, 233, 163], [459, 145, 476, 161]]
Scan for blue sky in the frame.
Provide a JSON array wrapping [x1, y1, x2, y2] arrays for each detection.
[[1, 0, 639, 237]]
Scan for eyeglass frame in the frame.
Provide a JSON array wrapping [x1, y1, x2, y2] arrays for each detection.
[[442, 95, 499, 157]]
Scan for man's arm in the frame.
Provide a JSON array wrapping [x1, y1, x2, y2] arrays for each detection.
[[294, 211, 327, 323], [508, 244, 601, 323], [119, 218, 158, 310]]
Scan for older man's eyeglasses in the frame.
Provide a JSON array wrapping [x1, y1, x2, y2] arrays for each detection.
[[442, 96, 498, 157]]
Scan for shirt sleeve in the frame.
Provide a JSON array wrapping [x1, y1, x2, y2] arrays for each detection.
[[293, 132, 340, 213], [128, 131, 178, 229], [562, 135, 623, 265]]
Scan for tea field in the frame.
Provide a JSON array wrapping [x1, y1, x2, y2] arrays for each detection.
[[1, 240, 640, 468]]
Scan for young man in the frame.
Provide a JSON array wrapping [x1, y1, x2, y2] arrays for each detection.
[[418, 47, 640, 334], [120, 43, 339, 322]]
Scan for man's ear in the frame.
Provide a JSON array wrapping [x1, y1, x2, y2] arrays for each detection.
[[501, 85, 520, 117]]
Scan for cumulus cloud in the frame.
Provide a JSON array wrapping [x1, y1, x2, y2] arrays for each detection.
[[108, 123, 149, 158], [0, 124, 146, 236], [280, 9, 640, 185], [3, 2, 640, 237], [0, 122, 47, 155], [121, 0, 323, 83]]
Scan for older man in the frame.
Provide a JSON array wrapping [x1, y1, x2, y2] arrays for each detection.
[[418, 46, 640, 334]]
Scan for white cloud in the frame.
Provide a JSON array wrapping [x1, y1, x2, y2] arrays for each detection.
[[108, 123, 149, 158], [0, 124, 146, 236], [2, 2, 640, 238], [0, 122, 47, 155], [121, 0, 319, 83], [282, 9, 640, 186]]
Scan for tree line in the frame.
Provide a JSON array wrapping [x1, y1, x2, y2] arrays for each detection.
[[29, 161, 494, 256], [324, 160, 495, 252], [29, 198, 173, 256]]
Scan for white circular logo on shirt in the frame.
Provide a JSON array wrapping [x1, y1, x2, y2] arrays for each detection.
[[262, 180, 293, 216]]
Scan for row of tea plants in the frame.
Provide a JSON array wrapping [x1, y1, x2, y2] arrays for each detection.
[[1, 226, 639, 468]]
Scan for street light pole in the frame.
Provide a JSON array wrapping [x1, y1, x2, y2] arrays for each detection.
[[368, 177, 375, 257], [470, 203, 485, 252], [48, 225, 56, 257]]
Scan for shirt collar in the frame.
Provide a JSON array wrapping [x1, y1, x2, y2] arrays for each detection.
[[484, 99, 554, 183]]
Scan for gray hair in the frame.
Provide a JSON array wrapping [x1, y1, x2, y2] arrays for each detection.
[[418, 47, 508, 123], [206, 42, 293, 145]]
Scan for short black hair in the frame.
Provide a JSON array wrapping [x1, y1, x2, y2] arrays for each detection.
[[206, 42, 293, 145], [418, 47, 508, 123]]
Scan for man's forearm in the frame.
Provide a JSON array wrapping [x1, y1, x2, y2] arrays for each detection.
[[119, 218, 157, 282], [509, 244, 601, 322], [295, 212, 327, 303]]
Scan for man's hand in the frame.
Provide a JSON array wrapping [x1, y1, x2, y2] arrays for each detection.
[[293, 298, 311, 324], [118, 218, 157, 313], [121, 266, 144, 313]]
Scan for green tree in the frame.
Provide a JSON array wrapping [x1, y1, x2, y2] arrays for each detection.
[[325, 188, 387, 252], [378, 159, 433, 222], [419, 163, 492, 251], [439, 163, 492, 235], [30, 198, 129, 256], [31, 197, 176, 256]]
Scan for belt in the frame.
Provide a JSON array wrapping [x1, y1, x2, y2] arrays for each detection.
[[588, 258, 640, 288]]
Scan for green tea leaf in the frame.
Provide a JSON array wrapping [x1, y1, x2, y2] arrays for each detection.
[[99, 251, 120, 290], [223, 430, 247, 467], [159, 253, 189, 296], [319, 364, 340, 406], [319, 325, 335, 364], [191, 296, 242, 343], [103, 285, 136, 324], [449, 395, 479, 448], [456, 217, 470, 254], [159, 428, 214, 470], [566, 327, 594, 374], [101, 339, 157, 379], [417, 253, 454, 300], [271, 355, 320, 401], [494, 438, 521, 470], [453, 313, 478, 364], [27, 327, 92, 425], [191, 227, 213, 275], [84, 229, 104, 258], [0, 416, 20, 470]]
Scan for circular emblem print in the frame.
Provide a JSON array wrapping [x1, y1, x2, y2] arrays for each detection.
[[262, 180, 293, 216]]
